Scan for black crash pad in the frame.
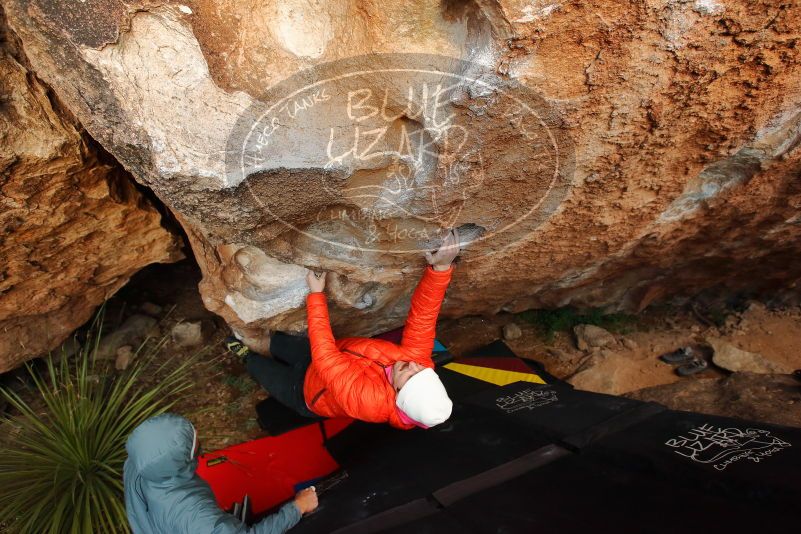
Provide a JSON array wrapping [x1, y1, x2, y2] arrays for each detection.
[[417, 410, 801, 534], [425, 446, 799, 534], [259, 339, 801, 533], [292, 401, 559, 534], [584, 409, 801, 507], [290, 391, 801, 533], [464, 381, 664, 449]]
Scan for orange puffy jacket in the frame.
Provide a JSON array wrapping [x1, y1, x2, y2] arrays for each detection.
[[303, 265, 453, 429]]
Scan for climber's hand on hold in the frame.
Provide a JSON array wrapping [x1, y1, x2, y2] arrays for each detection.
[[426, 228, 461, 271], [306, 270, 326, 293]]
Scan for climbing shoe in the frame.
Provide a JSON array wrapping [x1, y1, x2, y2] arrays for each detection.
[[676, 357, 708, 377], [224, 336, 251, 359], [659, 346, 695, 365]]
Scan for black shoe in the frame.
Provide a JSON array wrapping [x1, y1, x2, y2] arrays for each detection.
[[659, 347, 695, 365], [224, 336, 251, 359], [676, 357, 708, 377]]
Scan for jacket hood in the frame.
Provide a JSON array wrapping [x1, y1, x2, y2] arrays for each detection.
[[125, 413, 197, 482]]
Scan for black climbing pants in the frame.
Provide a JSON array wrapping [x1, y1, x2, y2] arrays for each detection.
[[245, 332, 318, 418]]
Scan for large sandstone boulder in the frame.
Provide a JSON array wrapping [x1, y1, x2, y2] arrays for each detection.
[[4, 0, 800, 350], [0, 10, 182, 372]]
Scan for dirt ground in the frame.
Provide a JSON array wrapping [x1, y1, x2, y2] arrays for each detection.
[[439, 302, 801, 396], [97, 261, 269, 451], [8, 259, 800, 451]]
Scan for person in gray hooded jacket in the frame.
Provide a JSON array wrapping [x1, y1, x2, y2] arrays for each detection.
[[124, 413, 317, 534]]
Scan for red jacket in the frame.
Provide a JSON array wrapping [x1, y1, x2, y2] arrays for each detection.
[[303, 265, 453, 429]]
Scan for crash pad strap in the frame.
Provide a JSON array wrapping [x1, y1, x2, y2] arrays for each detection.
[[331, 498, 438, 534], [432, 444, 570, 506], [332, 444, 570, 533], [443, 362, 546, 386]]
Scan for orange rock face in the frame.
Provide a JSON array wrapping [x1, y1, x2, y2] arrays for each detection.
[[0, 14, 182, 372], [2, 1, 800, 351]]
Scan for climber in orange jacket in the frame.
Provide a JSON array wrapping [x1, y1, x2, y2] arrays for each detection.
[[228, 229, 460, 429], [303, 229, 460, 428]]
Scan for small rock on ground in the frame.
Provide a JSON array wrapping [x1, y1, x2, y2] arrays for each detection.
[[115, 345, 134, 370], [139, 302, 163, 316], [707, 337, 791, 374], [568, 357, 619, 393], [503, 323, 522, 341], [97, 315, 159, 359], [545, 347, 572, 361], [171, 321, 204, 347], [574, 324, 617, 351]]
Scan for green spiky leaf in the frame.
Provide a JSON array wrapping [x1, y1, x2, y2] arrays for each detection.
[[0, 312, 197, 534]]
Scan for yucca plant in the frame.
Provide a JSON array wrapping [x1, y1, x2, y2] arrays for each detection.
[[0, 316, 197, 534]]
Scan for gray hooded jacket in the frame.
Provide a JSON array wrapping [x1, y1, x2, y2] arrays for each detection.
[[124, 414, 301, 534]]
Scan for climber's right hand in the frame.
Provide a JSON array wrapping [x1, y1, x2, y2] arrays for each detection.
[[306, 270, 327, 293], [426, 228, 461, 271]]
